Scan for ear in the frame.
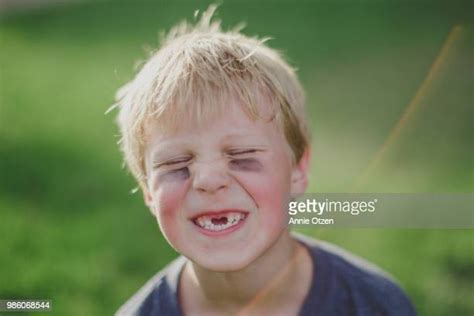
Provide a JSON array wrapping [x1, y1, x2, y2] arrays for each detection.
[[290, 147, 311, 197], [142, 184, 156, 216]]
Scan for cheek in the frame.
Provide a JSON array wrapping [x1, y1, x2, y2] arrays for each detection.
[[239, 169, 291, 222], [151, 181, 188, 241], [149, 171, 187, 216]]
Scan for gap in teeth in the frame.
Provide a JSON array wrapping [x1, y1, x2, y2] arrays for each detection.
[[211, 217, 227, 225], [195, 212, 245, 231]]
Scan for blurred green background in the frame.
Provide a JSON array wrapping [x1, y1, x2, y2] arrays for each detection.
[[1, 0, 473, 315]]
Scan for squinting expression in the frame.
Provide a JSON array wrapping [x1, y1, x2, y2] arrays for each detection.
[[143, 96, 302, 272]]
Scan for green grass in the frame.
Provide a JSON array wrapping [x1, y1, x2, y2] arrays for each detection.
[[1, 1, 473, 315]]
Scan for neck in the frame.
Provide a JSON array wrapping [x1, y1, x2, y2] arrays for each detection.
[[180, 230, 312, 314]]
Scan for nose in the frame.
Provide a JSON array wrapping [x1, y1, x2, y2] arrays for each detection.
[[191, 159, 231, 194]]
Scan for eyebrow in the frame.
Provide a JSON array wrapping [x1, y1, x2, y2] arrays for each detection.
[[149, 142, 190, 163], [220, 132, 256, 140]]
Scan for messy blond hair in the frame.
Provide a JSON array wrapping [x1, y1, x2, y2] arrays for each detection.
[[111, 5, 310, 188]]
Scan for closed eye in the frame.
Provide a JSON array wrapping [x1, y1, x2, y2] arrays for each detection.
[[154, 157, 192, 169], [229, 157, 262, 172], [157, 166, 190, 181], [227, 149, 263, 171], [227, 149, 259, 156]]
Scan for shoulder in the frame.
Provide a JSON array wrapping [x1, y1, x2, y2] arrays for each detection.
[[293, 232, 417, 316], [115, 256, 186, 316]]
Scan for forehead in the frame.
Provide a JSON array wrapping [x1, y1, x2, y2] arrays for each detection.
[[144, 93, 286, 154], [146, 89, 277, 137]]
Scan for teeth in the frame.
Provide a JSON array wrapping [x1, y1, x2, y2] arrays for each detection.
[[194, 212, 246, 232], [197, 217, 205, 227]]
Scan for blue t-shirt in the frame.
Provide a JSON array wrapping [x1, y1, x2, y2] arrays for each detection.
[[116, 233, 417, 315]]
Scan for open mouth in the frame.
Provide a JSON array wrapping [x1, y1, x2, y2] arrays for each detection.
[[192, 211, 248, 232]]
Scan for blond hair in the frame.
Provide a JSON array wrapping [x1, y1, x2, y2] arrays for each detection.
[[111, 5, 310, 187]]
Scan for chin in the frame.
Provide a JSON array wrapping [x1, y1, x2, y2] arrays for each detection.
[[190, 249, 259, 272]]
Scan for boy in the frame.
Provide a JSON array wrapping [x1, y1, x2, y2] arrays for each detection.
[[113, 5, 417, 316]]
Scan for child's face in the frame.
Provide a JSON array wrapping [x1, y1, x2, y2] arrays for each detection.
[[143, 95, 308, 271]]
